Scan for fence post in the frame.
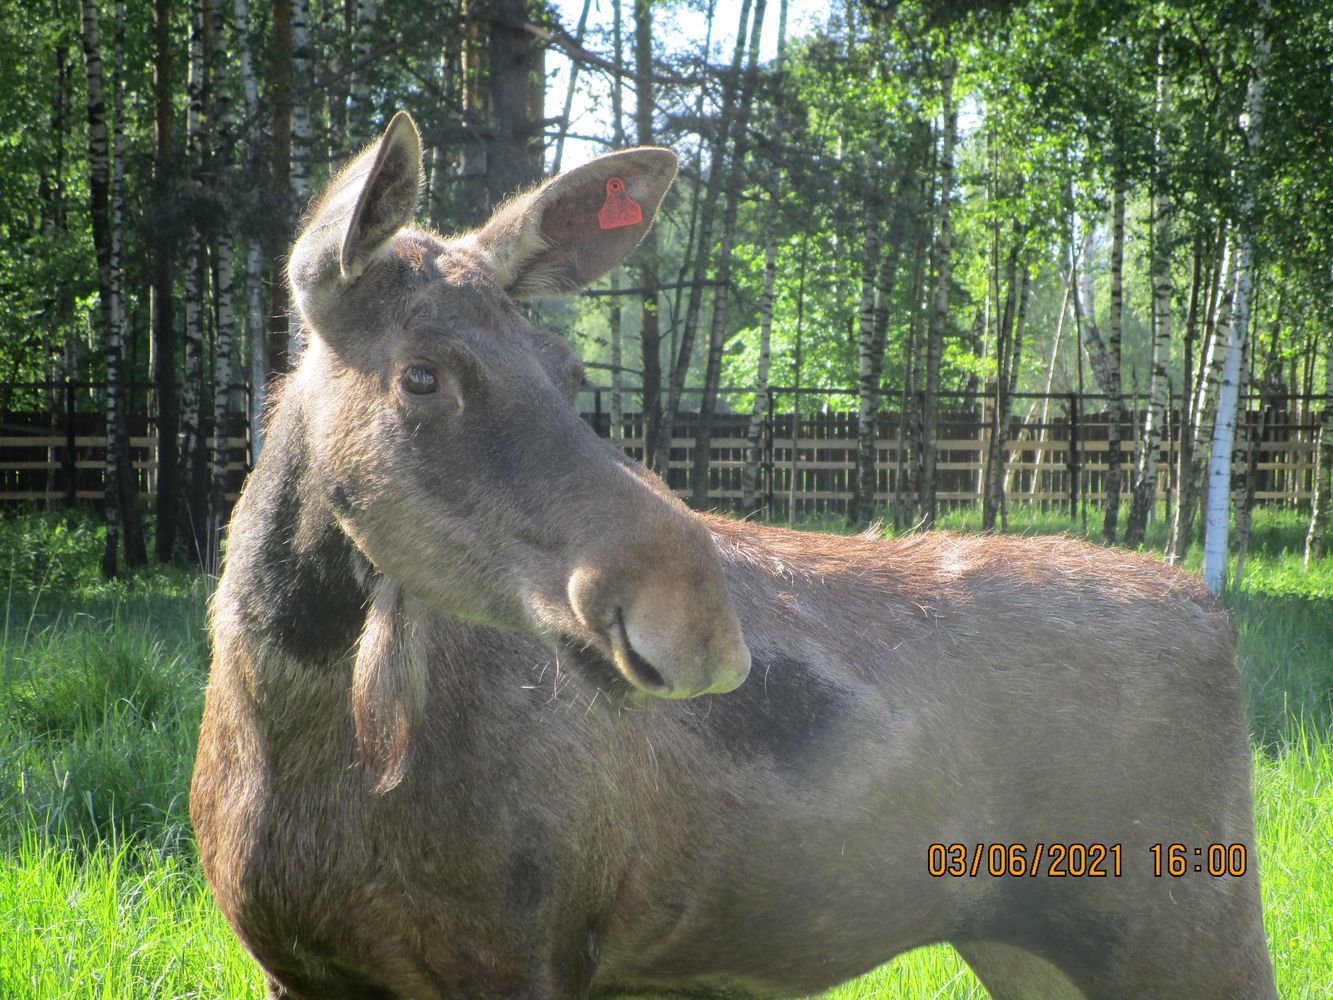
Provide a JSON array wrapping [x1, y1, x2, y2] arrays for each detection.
[[1067, 392, 1079, 518], [64, 378, 77, 504]]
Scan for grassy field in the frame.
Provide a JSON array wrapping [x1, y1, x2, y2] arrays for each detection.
[[1, 507, 1329, 998]]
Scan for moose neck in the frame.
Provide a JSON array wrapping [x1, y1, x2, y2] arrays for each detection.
[[222, 388, 370, 666]]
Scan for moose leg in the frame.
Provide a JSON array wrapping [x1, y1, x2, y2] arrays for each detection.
[[263, 969, 400, 1000], [958, 907, 1276, 1000], [953, 941, 1087, 1000], [1069, 918, 1277, 1000]]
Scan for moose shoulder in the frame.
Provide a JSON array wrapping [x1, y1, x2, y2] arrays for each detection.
[[191, 113, 1276, 1000]]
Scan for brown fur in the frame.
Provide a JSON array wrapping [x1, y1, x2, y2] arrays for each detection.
[[191, 115, 1276, 999]]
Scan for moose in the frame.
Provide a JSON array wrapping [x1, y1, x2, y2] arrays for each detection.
[[192, 112, 1276, 999]]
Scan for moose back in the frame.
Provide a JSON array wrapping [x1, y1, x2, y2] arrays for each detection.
[[191, 113, 1276, 999]]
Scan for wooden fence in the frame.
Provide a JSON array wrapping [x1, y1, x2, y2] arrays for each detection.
[[586, 389, 1323, 519], [0, 383, 1322, 519], [0, 378, 252, 505]]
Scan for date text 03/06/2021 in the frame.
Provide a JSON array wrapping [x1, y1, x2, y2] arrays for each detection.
[[926, 843, 1250, 879]]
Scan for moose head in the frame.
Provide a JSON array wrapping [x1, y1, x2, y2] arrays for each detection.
[[283, 112, 751, 721]]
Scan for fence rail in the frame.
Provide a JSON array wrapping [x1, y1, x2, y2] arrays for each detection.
[[0, 382, 1322, 519]]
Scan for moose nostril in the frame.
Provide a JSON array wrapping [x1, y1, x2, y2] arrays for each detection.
[[612, 610, 671, 695]]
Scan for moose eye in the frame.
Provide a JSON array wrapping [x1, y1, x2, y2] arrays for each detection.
[[400, 365, 438, 395]]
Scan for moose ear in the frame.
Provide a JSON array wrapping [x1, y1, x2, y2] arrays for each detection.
[[340, 112, 423, 279], [288, 112, 423, 317], [460, 148, 678, 298]]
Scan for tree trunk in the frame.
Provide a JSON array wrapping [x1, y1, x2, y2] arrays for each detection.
[[895, 155, 935, 528], [484, 0, 541, 209], [426, 32, 460, 227], [151, 0, 179, 562], [1235, 291, 1282, 585], [549, 0, 593, 174], [983, 210, 1024, 532], [603, 0, 625, 449], [1125, 37, 1173, 549], [81, 0, 121, 577], [918, 54, 956, 529], [286, 0, 312, 358], [742, 216, 779, 514], [850, 195, 884, 524], [234, 0, 266, 462], [107, 0, 146, 566], [1170, 225, 1226, 561], [656, 0, 752, 477], [691, 0, 766, 509], [1188, 242, 1237, 553], [1167, 229, 1206, 559], [1203, 2, 1270, 594], [208, 0, 236, 573], [1102, 165, 1126, 543], [633, 0, 664, 470], [1306, 329, 1333, 564], [347, 0, 380, 146], [269, 0, 292, 375], [178, 0, 209, 561]]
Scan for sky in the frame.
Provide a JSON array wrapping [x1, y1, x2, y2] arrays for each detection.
[[544, 0, 834, 169]]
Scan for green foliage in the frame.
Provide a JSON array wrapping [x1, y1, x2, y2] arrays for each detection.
[[0, 509, 1328, 995], [0, 535, 209, 854], [0, 835, 266, 998]]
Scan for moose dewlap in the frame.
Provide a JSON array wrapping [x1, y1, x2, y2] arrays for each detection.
[[190, 113, 1276, 1000]]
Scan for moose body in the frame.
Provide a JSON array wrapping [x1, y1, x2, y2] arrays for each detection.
[[192, 114, 1276, 999]]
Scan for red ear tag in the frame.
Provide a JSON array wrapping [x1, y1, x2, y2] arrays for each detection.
[[598, 177, 643, 230]]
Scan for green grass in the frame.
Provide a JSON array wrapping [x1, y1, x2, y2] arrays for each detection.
[[1, 505, 1330, 998], [0, 834, 264, 998]]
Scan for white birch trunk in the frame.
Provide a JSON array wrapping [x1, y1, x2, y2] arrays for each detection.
[[919, 56, 956, 527], [1101, 170, 1126, 541], [1125, 39, 1173, 547], [1306, 334, 1333, 564], [179, 0, 207, 556], [207, 0, 235, 569], [1172, 236, 1233, 560], [1203, 2, 1270, 594], [287, 0, 313, 358], [233, 0, 266, 461], [348, 0, 379, 145]]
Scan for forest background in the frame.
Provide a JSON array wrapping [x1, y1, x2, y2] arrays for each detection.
[[1, 0, 1331, 590], [2, 2, 1332, 995]]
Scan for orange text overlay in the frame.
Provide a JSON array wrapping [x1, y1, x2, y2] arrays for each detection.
[[927, 842, 1123, 878]]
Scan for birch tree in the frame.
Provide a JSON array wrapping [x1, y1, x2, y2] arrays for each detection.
[[692, 0, 766, 509], [1172, 233, 1232, 561], [1124, 33, 1173, 548], [633, 0, 664, 469], [1102, 165, 1126, 542], [286, 0, 312, 357], [347, 0, 379, 145], [852, 122, 927, 526], [81, 0, 136, 576], [656, 0, 753, 479], [1203, 2, 1270, 594], [178, 0, 208, 559], [234, 0, 266, 461], [208, 0, 236, 572], [151, 0, 180, 561], [1307, 330, 1333, 564], [918, 52, 956, 528]]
